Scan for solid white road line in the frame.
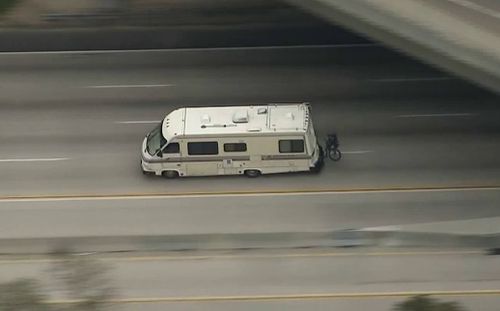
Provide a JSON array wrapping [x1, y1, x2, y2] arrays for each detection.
[[396, 113, 478, 118], [370, 77, 454, 82], [0, 157, 69, 163], [342, 150, 373, 154], [0, 43, 379, 56], [115, 120, 160, 124], [85, 84, 174, 89]]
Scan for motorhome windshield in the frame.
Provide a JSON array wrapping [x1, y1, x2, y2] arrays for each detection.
[[146, 123, 167, 156]]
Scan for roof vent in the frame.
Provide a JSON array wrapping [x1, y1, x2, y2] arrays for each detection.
[[232, 111, 249, 123], [201, 114, 211, 124], [257, 107, 267, 114], [285, 112, 295, 120]]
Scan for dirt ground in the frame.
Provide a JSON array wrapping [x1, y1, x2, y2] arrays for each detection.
[[0, 0, 291, 28]]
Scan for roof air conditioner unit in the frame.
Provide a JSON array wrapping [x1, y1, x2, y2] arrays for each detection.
[[232, 111, 249, 123], [201, 114, 211, 124]]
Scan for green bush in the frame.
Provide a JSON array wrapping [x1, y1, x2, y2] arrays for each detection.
[[0, 252, 114, 311], [394, 296, 467, 311], [0, 279, 52, 311], [48, 252, 114, 311], [0, 0, 18, 14]]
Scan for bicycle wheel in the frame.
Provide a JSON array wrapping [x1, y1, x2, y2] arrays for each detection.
[[328, 148, 342, 161]]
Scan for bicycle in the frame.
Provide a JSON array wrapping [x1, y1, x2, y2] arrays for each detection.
[[325, 133, 342, 161]]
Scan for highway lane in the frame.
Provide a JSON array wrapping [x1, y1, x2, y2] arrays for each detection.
[[0, 46, 499, 245], [0, 45, 499, 309], [0, 250, 498, 310], [0, 46, 498, 197], [0, 47, 498, 246], [0, 188, 499, 239]]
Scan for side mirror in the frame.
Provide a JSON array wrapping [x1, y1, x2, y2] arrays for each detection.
[[157, 150, 163, 158]]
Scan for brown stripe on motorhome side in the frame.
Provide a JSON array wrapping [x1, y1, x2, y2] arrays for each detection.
[[144, 154, 311, 164]]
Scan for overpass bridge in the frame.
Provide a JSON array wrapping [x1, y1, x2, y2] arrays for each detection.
[[288, 0, 500, 94]]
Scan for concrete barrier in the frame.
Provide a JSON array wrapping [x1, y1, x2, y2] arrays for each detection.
[[1, 230, 498, 255], [0, 24, 367, 52]]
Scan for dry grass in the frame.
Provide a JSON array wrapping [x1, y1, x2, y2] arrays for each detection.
[[0, 0, 18, 14]]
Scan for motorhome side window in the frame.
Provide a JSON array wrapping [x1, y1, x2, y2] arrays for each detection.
[[163, 143, 180, 154], [224, 143, 247, 152], [279, 139, 304, 153], [188, 142, 219, 155]]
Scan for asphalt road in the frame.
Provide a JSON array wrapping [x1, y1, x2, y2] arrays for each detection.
[[1, 189, 499, 239], [0, 45, 498, 197], [0, 0, 368, 52], [1, 42, 499, 310], [0, 45, 498, 243], [0, 25, 368, 52], [1, 249, 498, 310]]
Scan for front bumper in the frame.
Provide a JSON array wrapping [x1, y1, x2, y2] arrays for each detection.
[[141, 159, 155, 175]]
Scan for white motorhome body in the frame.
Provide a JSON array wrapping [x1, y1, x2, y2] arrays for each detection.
[[141, 103, 323, 177]]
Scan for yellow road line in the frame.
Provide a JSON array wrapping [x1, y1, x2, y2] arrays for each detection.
[[113, 250, 483, 262], [1, 185, 500, 202], [45, 290, 500, 304], [0, 250, 483, 264]]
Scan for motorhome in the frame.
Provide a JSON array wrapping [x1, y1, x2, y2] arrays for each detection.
[[141, 103, 323, 178]]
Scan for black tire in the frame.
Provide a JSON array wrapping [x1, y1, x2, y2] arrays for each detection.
[[162, 170, 179, 179], [318, 145, 324, 159], [141, 163, 155, 176], [244, 169, 261, 178], [310, 146, 324, 173], [328, 148, 342, 161]]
